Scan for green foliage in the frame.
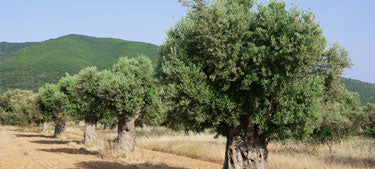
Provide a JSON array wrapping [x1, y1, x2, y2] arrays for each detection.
[[312, 91, 362, 144], [363, 104, 375, 137], [311, 40, 361, 147], [99, 111, 118, 129], [0, 34, 159, 94], [57, 74, 79, 118], [74, 67, 106, 122], [0, 89, 36, 126], [341, 78, 375, 105], [37, 84, 70, 123], [100, 56, 163, 122], [159, 0, 331, 141]]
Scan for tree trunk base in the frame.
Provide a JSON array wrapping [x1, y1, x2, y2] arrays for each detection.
[[223, 133, 268, 169], [115, 114, 138, 153], [54, 122, 66, 137], [42, 122, 49, 133], [84, 119, 97, 145]]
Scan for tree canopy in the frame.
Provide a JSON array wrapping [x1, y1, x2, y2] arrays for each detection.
[[158, 0, 352, 168], [100, 56, 163, 152]]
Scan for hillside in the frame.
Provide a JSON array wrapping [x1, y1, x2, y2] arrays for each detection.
[[341, 77, 375, 105], [0, 34, 159, 94], [0, 42, 37, 60]]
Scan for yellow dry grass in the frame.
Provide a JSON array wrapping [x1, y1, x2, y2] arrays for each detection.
[[134, 127, 375, 169], [6, 124, 374, 169], [137, 132, 226, 164], [267, 137, 375, 169]]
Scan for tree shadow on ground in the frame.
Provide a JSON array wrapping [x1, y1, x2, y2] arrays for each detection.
[[38, 147, 99, 155], [73, 161, 187, 169], [30, 139, 82, 145], [15, 134, 53, 138], [323, 155, 375, 168]]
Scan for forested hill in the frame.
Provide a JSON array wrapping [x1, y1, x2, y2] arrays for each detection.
[[0, 42, 36, 60], [0, 34, 159, 94], [341, 77, 375, 105]]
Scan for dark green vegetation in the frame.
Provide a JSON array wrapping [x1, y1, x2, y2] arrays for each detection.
[[341, 77, 375, 105], [0, 34, 159, 94]]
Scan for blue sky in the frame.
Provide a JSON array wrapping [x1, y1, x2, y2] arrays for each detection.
[[1, 0, 374, 83]]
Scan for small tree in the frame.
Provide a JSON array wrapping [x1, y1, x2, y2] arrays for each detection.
[[25, 94, 44, 127], [99, 56, 161, 152], [311, 42, 359, 153], [38, 84, 69, 137], [363, 104, 375, 137], [136, 88, 165, 129], [75, 67, 107, 144], [312, 91, 362, 153], [158, 1, 350, 168]]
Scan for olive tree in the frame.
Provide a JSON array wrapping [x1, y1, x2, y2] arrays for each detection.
[[74, 67, 107, 144], [312, 91, 362, 153], [310, 42, 358, 153], [0, 89, 34, 126], [99, 56, 161, 152], [38, 84, 70, 137], [158, 1, 348, 168]]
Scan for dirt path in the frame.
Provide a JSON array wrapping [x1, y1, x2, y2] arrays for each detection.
[[0, 129, 221, 169]]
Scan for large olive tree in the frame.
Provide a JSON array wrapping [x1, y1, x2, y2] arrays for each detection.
[[99, 56, 161, 152], [158, 1, 349, 168], [74, 67, 106, 144]]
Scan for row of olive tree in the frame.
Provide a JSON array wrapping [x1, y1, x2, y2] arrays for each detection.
[[0, 55, 163, 152]]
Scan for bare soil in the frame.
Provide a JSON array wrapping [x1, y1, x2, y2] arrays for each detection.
[[0, 129, 221, 169]]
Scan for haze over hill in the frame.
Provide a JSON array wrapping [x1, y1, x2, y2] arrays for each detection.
[[0, 34, 159, 93]]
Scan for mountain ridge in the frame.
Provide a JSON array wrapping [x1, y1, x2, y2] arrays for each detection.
[[0, 34, 159, 93]]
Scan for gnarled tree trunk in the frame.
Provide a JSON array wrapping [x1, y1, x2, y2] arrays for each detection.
[[223, 131, 268, 169], [115, 111, 139, 153], [42, 121, 49, 132], [84, 119, 97, 145], [54, 122, 66, 137]]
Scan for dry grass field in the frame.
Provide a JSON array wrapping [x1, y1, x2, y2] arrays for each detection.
[[1, 124, 374, 169], [135, 127, 375, 169]]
